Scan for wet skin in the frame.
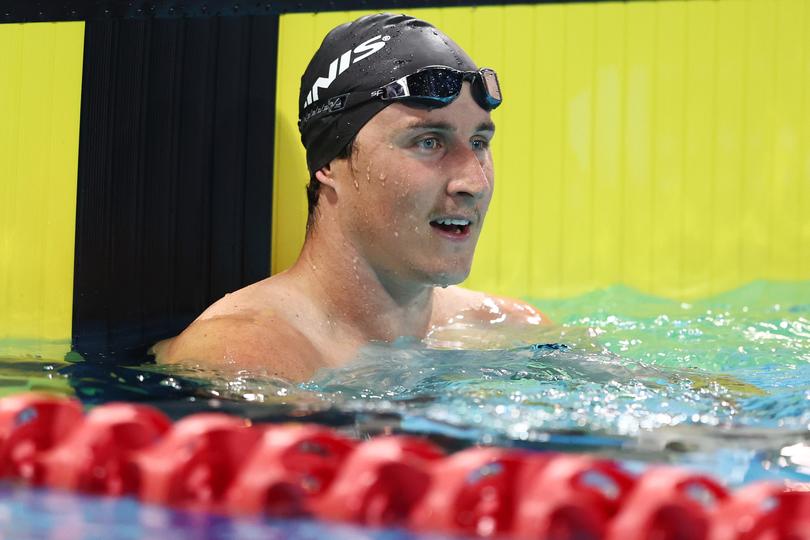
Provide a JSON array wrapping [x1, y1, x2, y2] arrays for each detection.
[[156, 83, 551, 382]]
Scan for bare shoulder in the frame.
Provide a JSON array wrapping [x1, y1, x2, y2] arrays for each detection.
[[156, 308, 323, 382], [433, 286, 553, 326], [192, 279, 278, 320]]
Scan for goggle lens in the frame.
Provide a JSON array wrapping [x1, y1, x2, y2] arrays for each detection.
[[480, 69, 502, 104], [381, 67, 501, 110], [407, 68, 464, 101]]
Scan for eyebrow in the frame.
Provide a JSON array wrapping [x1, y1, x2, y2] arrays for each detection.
[[476, 121, 496, 134], [403, 120, 496, 134]]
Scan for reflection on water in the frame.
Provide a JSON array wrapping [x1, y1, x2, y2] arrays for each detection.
[[2, 281, 810, 485]]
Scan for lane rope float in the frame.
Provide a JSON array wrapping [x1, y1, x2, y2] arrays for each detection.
[[0, 393, 807, 539]]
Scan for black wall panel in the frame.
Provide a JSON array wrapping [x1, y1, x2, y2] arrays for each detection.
[[72, 14, 277, 361]]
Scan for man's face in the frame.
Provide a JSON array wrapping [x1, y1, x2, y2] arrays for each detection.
[[330, 82, 495, 288]]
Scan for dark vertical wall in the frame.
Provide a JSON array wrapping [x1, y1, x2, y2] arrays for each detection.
[[72, 15, 277, 361]]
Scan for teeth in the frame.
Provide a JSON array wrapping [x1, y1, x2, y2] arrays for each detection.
[[435, 218, 470, 226]]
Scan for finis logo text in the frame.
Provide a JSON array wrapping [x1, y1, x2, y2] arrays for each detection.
[[304, 35, 389, 108]]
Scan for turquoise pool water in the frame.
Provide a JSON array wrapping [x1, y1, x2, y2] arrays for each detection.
[[1, 280, 809, 538], [295, 281, 810, 485]]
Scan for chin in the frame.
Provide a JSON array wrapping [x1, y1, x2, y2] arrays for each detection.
[[426, 266, 470, 288], [404, 253, 474, 287]]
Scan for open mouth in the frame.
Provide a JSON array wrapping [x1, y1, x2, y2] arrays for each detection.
[[429, 218, 471, 237]]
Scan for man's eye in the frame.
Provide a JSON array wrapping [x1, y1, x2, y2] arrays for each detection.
[[471, 138, 490, 151], [416, 137, 441, 150]]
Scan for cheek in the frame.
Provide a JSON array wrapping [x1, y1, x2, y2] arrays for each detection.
[[345, 154, 438, 235], [373, 186, 423, 232], [342, 177, 402, 233], [368, 169, 425, 223]]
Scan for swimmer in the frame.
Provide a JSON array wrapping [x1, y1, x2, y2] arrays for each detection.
[[155, 13, 552, 380]]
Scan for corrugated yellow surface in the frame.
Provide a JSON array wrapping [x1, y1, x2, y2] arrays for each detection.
[[273, 0, 810, 300], [0, 22, 84, 357]]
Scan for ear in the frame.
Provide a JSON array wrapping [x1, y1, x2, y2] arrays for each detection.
[[315, 162, 338, 190]]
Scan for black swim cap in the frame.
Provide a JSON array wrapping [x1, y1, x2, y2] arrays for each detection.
[[298, 13, 477, 175]]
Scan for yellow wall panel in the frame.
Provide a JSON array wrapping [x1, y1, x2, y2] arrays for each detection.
[[770, 0, 804, 280], [560, 3, 596, 296], [498, 5, 535, 299], [591, 2, 625, 294], [622, 2, 655, 294], [274, 0, 810, 300], [0, 22, 84, 356], [741, 0, 777, 289], [651, 1, 685, 295], [0, 26, 23, 338], [711, 0, 746, 294], [799, 0, 809, 279], [682, 1, 717, 298], [529, 4, 566, 298]]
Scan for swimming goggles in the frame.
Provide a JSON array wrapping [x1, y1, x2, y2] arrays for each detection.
[[299, 66, 502, 127]]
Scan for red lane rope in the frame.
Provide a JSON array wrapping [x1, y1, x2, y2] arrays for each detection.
[[0, 393, 808, 539]]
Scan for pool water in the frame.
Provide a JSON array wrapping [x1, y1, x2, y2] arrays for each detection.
[[296, 280, 810, 484], [1, 280, 809, 537]]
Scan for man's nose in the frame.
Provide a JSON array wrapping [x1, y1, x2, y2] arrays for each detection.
[[444, 144, 491, 201]]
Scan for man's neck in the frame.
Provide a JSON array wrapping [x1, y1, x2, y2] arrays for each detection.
[[287, 226, 436, 343]]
